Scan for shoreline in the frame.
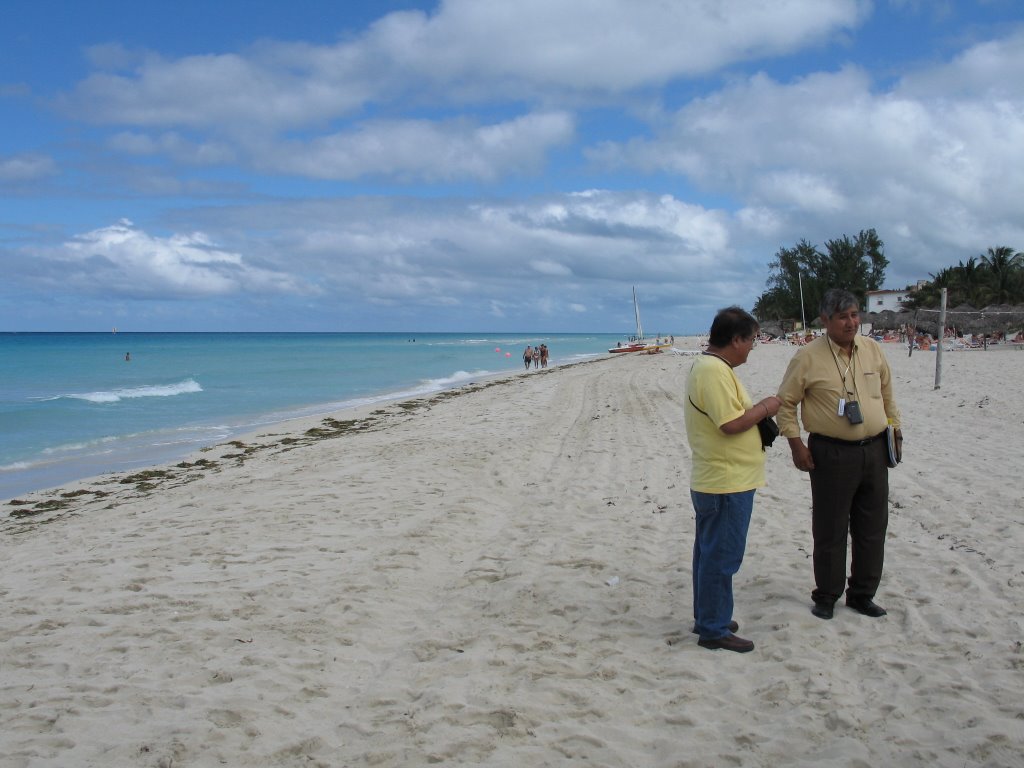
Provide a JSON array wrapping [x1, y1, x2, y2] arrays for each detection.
[[0, 331, 634, 503], [2, 345, 1021, 766], [0, 356, 606, 515], [0, 350, 605, 504]]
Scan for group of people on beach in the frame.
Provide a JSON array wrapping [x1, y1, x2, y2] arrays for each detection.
[[523, 344, 549, 370], [685, 288, 902, 653]]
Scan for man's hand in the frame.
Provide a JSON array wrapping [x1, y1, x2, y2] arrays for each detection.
[[789, 437, 814, 472]]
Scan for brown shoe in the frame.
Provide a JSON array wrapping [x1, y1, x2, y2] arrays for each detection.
[[691, 620, 739, 635], [697, 633, 754, 653]]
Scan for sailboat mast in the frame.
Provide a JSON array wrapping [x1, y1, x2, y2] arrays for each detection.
[[633, 285, 643, 340]]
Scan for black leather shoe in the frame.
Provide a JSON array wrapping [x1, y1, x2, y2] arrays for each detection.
[[691, 620, 738, 635], [846, 596, 887, 617], [697, 633, 754, 653], [811, 601, 834, 620]]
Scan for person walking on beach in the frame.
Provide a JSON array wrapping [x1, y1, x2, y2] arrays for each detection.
[[523, 345, 534, 370], [776, 288, 903, 621], [539, 344, 549, 368], [685, 306, 781, 653]]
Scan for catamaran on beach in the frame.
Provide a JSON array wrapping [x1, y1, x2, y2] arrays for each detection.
[[608, 286, 672, 354]]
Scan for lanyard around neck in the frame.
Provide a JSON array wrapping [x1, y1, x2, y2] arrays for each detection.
[[702, 351, 732, 367], [826, 337, 857, 398]]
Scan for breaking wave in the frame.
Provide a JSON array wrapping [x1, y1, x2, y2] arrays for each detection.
[[53, 379, 203, 404]]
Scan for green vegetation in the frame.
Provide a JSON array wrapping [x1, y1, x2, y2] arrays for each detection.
[[754, 232, 1024, 323], [903, 246, 1024, 309], [753, 229, 887, 324]]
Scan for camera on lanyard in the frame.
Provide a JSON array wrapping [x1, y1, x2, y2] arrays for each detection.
[[844, 400, 863, 424]]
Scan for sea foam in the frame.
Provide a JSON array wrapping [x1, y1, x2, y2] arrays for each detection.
[[60, 379, 203, 404]]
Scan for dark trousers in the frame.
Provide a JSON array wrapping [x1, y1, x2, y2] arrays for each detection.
[[808, 435, 889, 604]]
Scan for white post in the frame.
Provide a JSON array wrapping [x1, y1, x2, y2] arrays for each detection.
[[934, 288, 947, 389]]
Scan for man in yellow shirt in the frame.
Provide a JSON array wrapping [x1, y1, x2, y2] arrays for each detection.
[[685, 307, 781, 652], [777, 289, 903, 620]]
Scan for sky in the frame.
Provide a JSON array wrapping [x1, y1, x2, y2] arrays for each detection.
[[2, 0, 1023, 334]]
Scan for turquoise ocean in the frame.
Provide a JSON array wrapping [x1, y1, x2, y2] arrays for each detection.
[[0, 332, 627, 500]]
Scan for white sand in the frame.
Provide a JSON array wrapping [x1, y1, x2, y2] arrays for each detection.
[[2, 344, 1022, 767]]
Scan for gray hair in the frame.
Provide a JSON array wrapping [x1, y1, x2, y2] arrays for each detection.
[[819, 288, 859, 318]]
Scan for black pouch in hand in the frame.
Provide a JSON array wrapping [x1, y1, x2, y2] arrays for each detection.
[[756, 416, 780, 449]]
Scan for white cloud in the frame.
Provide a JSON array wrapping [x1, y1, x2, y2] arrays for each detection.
[[369, 0, 868, 91], [261, 112, 574, 181], [66, 1, 869, 128], [108, 131, 236, 165], [589, 31, 1024, 284], [165, 190, 744, 319], [57, 1, 868, 183], [0, 153, 57, 183], [736, 206, 784, 237], [754, 171, 848, 214], [68, 47, 372, 132], [10, 1, 1024, 331], [530, 259, 572, 276], [897, 27, 1024, 100], [40, 220, 313, 299]]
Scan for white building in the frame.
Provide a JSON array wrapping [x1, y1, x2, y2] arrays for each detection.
[[864, 289, 910, 313]]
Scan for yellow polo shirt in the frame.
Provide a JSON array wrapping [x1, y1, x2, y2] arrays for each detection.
[[685, 355, 765, 494]]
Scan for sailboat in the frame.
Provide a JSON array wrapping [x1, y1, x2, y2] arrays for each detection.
[[608, 286, 671, 353]]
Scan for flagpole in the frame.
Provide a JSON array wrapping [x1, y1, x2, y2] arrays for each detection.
[[798, 272, 807, 333]]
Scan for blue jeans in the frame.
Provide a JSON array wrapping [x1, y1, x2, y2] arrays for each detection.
[[690, 489, 755, 640]]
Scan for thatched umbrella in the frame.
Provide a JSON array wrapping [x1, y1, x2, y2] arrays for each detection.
[[868, 309, 915, 333], [939, 303, 973, 335], [757, 319, 804, 338], [866, 309, 896, 331], [913, 314, 941, 336], [758, 320, 783, 338], [905, 302, 1024, 337], [971, 304, 1024, 336]]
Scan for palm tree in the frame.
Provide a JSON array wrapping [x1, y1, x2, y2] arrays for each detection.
[[954, 257, 986, 306], [979, 246, 1024, 304], [920, 266, 957, 307]]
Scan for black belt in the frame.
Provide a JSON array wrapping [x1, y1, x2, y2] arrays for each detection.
[[810, 431, 886, 447]]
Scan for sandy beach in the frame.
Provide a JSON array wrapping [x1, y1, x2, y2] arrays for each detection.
[[2, 342, 1022, 767]]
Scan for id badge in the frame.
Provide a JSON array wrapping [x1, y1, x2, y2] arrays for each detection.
[[838, 398, 846, 416]]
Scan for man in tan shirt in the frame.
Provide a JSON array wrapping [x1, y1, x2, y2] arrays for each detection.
[[777, 289, 903, 620]]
